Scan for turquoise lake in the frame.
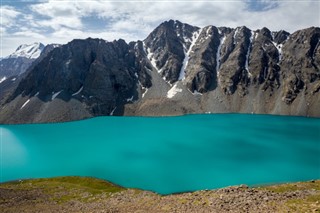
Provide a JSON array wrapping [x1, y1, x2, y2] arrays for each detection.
[[1, 114, 320, 194]]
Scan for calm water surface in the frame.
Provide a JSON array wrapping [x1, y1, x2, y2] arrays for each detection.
[[1, 114, 320, 194]]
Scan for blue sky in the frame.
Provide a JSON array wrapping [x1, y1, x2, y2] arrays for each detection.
[[1, 0, 319, 56]]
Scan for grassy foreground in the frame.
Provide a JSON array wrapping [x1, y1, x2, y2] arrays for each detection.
[[1, 177, 319, 212]]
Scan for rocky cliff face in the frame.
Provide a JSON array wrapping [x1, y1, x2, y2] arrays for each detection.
[[8, 39, 139, 116], [144, 20, 199, 83], [0, 20, 319, 123]]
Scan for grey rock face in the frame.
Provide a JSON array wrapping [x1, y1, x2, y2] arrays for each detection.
[[184, 26, 221, 93], [280, 27, 320, 104], [144, 20, 199, 83], [129, 41, 152, 89], [0, 57, 35, 79], [0, 20, 319, 123], [218, 26, 252, 95], [272, 30, 290, 44], [9, 38, 140, 116], [249, 27, 281, 94]]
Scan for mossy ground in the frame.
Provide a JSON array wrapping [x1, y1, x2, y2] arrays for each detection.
[[256, 180, 320, 212], [257, 180, 320, 193], [1, 176, 125, 203], [1, 177, 319, 212]]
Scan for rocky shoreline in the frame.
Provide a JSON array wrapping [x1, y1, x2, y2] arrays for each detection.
[[1, 177, 319, 212]]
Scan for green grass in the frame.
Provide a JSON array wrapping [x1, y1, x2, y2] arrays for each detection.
[[255, 181, 320, 212], [256, 180, 320, 193], [3, 176, 123, 192], [284, 194, 320, 213], [1, 176, 125, 203]]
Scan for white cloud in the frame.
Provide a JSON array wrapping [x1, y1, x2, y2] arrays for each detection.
[[240, 0, 320, 32], [36, 16, 83, 30], [1, 0, 319, 56], [1, 6, 21, 27], [13, 30, 46, 39], [0, 27, 6, 34], [30, 1, 83, 30], [30, 1, 80, 18]]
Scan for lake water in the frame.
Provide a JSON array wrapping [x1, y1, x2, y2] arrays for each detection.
[[1, 114, 319, 194]]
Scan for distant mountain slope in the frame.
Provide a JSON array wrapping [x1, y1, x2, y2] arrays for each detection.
[[0, 20, 319, 123], [6, 42, 45, 59], [0, 43, 60, 108], [0, 43, 45, 79]]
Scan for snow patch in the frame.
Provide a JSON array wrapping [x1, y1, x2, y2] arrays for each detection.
[[51, 90, 63, 101], [72, 86, 83, 96], [134, 42, 138, 50], [158, 60, 169, 74], [272, 41, 284, 63], [138, 80, 148, 98], [6, 42, 44, 59], [193, 90, 203, 96], [126, 96, 134, 102], [20, 99, 30, 109], [142, 88, 148, 98], [34, 92, 39, 97], [206, 27, 211, 37], [0, 76, 6, 84], [233, 28, 239, 45], [216, 35, 226, 74], [178, 28, 203, 80], [143, 42, 160, 73], [203, 26, 213, 41], [245, 31, 253, 77], [66, 59, 71, 65], [110, 107, 116, 116], [183, 34, 192, 44], [11, 78, 16, 81], [145, 44, 160, 73], [254, 31, 259, 40], [167, 84, 182, 98]]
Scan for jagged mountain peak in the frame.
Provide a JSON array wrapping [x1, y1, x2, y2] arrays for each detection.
[[7, 42, 45, 59], [144, 19, 199, 44], [272, 30, 290, 44], [159, 19, 196, 29], [143, 20, 200, 83]]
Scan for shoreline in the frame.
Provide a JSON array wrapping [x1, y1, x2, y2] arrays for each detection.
[[1, 112, 320, 125]]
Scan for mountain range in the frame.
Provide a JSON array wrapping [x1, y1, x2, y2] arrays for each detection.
[[0, 20, 319, 123]]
